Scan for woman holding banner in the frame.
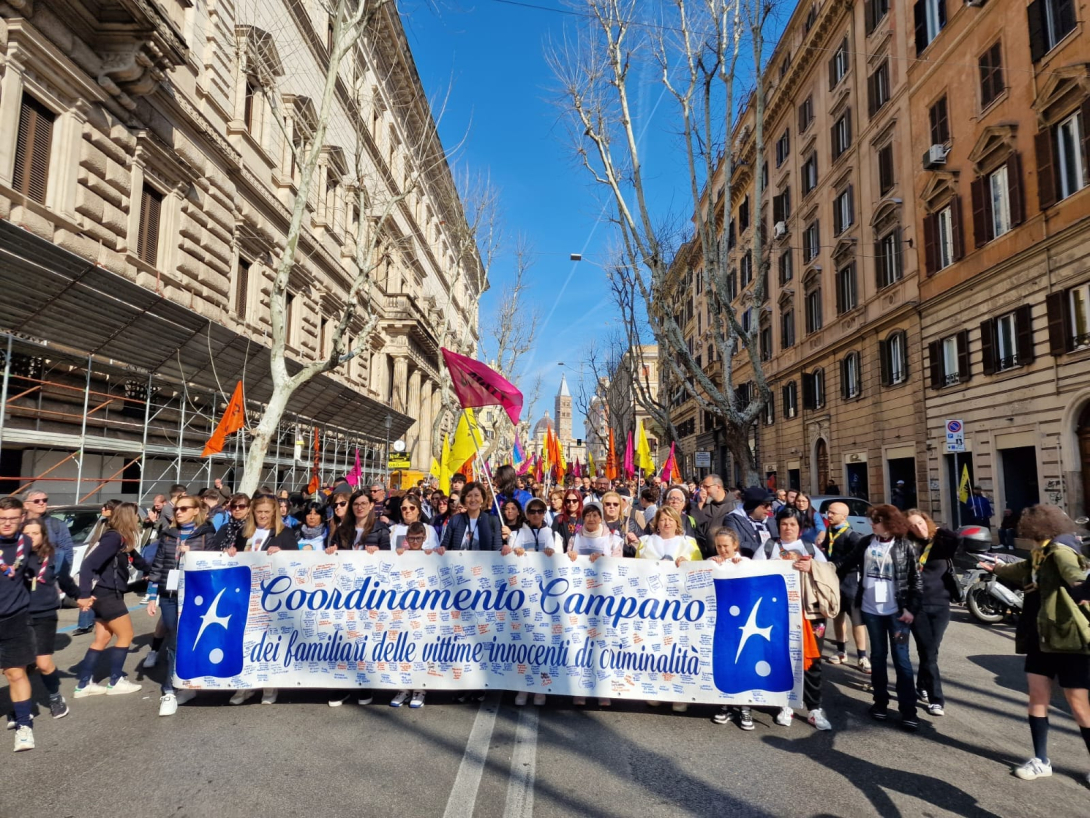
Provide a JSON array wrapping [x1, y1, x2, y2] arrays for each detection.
[[500, 499, 525, 549], [390, 494, 439, 552], [438, 483, 502, 552], [552, 491, 583, 551], [601, 491, 641, 556], [333, 491, 391, 552]]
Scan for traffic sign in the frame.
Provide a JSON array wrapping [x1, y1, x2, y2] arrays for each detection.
[[387, 453, 412, 469], [945, 419, 965, 453]]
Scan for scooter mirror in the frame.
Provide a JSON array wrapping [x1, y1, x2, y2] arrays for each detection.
[[1075, 516, 1089, 526]]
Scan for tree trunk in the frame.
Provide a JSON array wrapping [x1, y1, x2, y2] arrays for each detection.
[[239, 378, 294, 497], [724, 424, 760, 487]]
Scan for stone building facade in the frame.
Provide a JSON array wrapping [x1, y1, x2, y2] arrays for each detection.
[[909, 0, 1090, 523], [0, 1, 482, 500]]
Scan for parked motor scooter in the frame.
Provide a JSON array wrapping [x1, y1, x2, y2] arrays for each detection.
[[953, 525, 1023, 625]]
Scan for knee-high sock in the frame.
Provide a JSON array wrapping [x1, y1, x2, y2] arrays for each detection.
[[1080, 725, 1090, 758], [1029, 715, 1049, 763], [109, 646, 128, 684], [41, 669, 61, 697], [76, 648, 103, 687], [12, 700, 33, 728]]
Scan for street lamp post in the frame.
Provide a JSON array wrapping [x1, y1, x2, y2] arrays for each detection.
[[384, 414, 392, 487]]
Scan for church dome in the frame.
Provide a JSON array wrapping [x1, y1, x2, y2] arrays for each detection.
[[533, 411, 552, 436]]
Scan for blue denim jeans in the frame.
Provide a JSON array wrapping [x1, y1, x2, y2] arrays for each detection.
[[158, 595, 179, 695], [77, 606, 95, 630], [862, 611, 917, 718], [999, 528, 1015, 549]]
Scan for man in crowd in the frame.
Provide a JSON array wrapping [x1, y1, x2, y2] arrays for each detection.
[[720, 486, 775, 557], [162, 483, 187, 525], [370, 483, 388, 520], [590, 476, 611, 504], [694, 475, 732, 549], [24, 490, 74, 582], [824, 502, 870, 672], [970, 487, 994, 528]]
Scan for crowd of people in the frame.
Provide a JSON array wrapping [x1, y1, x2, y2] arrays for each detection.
[[1, 469, 1088, 790]]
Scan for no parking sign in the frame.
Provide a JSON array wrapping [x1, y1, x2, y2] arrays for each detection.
[[945, 419, 965, 452]]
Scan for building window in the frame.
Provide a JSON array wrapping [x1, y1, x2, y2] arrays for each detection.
[[878, 143, 895, 194], [866, 0, 890, 35], [943, 336, 960, 382], [868, 61, 891, 117], [979, 42, 1004, 108], [12, 94, 55, 205], [841, 352, 862, 399], [773, 188, 791, 225], [1036, 108, 1088, 209], [914, 0, 947, 54], [981, 305, 1034, 374], [836, 263, 857, 314], [930, 331, 971, 388], [1028, 0, 1077, 62], [799, 95, 814, 133], [776, 129, 790, 167], [802, 153, 818, 194], [738, 196, 750, 232], [236, 258, 251, 319], [285, 292, 297, 348], [764, 394, 775, 425], [1056, 111, 1086, 200], [136, 185, 163, 266], [832, 110, 852, 160], [1072, 284, 1090, 348], [803, 369, 826, 410], [741, 307, 754, 335], [929, 96, 950, 145], [829, 39, 849, 88], [805, 285, 823, 334], [726, 266, 738, 301], [804, 4, 818, 32], [740, 251, 753, 287], [875, 228, 903, 289], [925, 199, 963, 274], [244, 80, 258, 133], [989, 165, 1012, 237], [881, 331, 909, 386], [783, 382, 798, 418], [779, 248, 793, 285], [803, 220, 820, 263], [833, 186, 854, 234], [973, 154, 1024, 246], [760, 324, 773, 362], [1048, 283, 1090, 352], [937, 206, 955, 269], [781, 307, 796, 349]]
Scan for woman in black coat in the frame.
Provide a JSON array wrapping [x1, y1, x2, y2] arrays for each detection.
[[439, 482, 502, 551], [330, 490, 391, 552]]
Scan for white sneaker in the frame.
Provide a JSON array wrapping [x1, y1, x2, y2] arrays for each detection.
[[73, 682, 108, 698], [175, 689, 197, 706], [5, 713, 15, 730], [260, 689, 277, 705], [808, 708, 832, 731], [158, 694, 178, 717], [514, 691, 529, 706], [390, 690, 409, 707], [533, 694, 547, 706], [142, 650, 159, 669], [229, 689, 257, 706], [928, 703, 945, 717], [13, 726, 33, 752], [410, 691, 425, 708], [357, 693, 374, 706], [775, 707, 794, 727], [328, 694, 350, 707], [672, 702, 689, 713], [1013, 757, 1053, 780], [106, 678, 141, 696]]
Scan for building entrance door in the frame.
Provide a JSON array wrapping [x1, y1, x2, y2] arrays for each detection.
[[1078, 403, 1090, 516], [1000, 446, 1039, 514], [815, 439, 829, 494]]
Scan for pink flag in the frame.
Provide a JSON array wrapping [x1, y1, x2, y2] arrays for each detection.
[[660, 442, 678, 483], [623, 431, 635, 479], [441, 348, 524, 426], [345, 448, 362, 487]]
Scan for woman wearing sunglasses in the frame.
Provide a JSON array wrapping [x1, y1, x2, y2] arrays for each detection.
[[552, 492, 583, 552], [390, 494, 439, 551], [210, 493, 251, 551], [600, 491, 641, 556], [430, 492, 452, 537]]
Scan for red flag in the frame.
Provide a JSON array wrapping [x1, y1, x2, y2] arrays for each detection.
[[441, 348, 524, 426], [659, 442, 679, 483], [306, 428, 320, 495], [202, 382, 246, 457]]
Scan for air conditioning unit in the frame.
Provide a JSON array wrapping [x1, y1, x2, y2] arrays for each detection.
[[922, 144, 948, 170], [774, 221, 787, 239]]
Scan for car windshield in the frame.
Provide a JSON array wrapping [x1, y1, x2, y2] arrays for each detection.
[[819, 498, 872, 517], [48, 510, 102, 545]]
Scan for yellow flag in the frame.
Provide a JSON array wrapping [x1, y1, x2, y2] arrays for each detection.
[[439, 434, 452, 494], [430, 457, 441, 479], [957, 464, 971, 504], [636, 420, 654, 473], [449, 409, 482, 478], [587, 450, 597, 478]]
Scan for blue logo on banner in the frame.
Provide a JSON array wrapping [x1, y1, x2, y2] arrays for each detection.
[[711, 574, 793, 694], [176, 566, 251, 679]]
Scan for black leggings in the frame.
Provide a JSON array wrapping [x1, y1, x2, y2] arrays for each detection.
[[912, 605, 951, 706]]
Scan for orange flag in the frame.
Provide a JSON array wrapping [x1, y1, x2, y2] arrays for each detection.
[[201, 381, 246, 457], [306, 427, 320, 495], [605, 428, 618, 481]]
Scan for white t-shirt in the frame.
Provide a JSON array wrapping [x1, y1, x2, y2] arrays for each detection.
[[862, 537, 899, 616], [637, 534, 696, 561], [511, 526, 563, 553], [297, 534, 325, 551], [754, 539, 828, 562], [570, 529, 622, 556], [390, 524, 439, 552], [247, 528, 271, 551]]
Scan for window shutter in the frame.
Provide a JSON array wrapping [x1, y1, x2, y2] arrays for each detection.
[[879, 338, 891, 386], [829, 54, 837, 90], [867, 71, 877, 117], [847, 184, 854, 225], [938, 0, 947, 27], [1081, 98, 1090, 178], [845, 109, 852, 148], [137, 186, 163, 266], [865, 0, 876, 36], [1035, 128, 1057, 210], [1015, 303, 1035, 364], [923, 212, 937, 274], [874, 239, 884, 289], [802, 373, 815, 410], [914, 0, 927, 53], [1008, 152, 1024, 226], [901, 334, 910, 380], [1046, 291, 1072, 355], [929, 340, 943, 388], [980, 320, 997, 375], [971, 177, 989, 248], [1027, 1, 1046, 63], [236, 259, 251, 318], [840, 359, 850, 399], [955, 330, 971, 382], [782, 384, 789, 412], [950, 195, 965, 261], [13, 95, 54, 205], [831, 121, 838, 159]]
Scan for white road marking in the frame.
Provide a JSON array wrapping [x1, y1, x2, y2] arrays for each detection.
[[442, 694, 501, 818], [503, 705, 539, 818]]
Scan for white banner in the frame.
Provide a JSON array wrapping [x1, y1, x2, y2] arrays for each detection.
[[174, 551, 804, 707]]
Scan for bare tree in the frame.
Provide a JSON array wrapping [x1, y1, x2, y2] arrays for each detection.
[[238, 0, 474, 494], [548, 0, 775, 484]]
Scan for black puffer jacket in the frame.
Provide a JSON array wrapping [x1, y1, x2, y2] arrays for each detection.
[[150, 522, 217, 586], [836, 534, 923, 615]]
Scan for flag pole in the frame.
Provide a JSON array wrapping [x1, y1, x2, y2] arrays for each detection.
[[463, 409, 502, 516]]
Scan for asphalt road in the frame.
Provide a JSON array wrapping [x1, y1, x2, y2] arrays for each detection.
[[5, 599, 1089, 818]]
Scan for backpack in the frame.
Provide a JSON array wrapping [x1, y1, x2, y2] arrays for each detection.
[[764, 539, 816, 560]]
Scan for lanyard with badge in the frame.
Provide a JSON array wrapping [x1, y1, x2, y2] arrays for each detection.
[[463, 516, 479, 550], [828, 525, 845, 556], [871, 539, 894, 604]]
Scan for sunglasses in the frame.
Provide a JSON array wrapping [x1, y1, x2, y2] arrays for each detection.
[[177, 505, 199, 512], [527, 508, 545, 515], [231, 503, 249, 510], [28, 498, 48, 504], [334, 501, 347, 508], [565, 499, 580, 504], [400, 506, 414, 511], [603, 502, 620, 507]]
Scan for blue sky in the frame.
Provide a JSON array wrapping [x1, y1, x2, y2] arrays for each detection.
[[403, 0, 688, 433]]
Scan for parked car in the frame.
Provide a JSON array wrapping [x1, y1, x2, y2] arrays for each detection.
[[47, 505, 146, 594], [808, 496, 874, 536]]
